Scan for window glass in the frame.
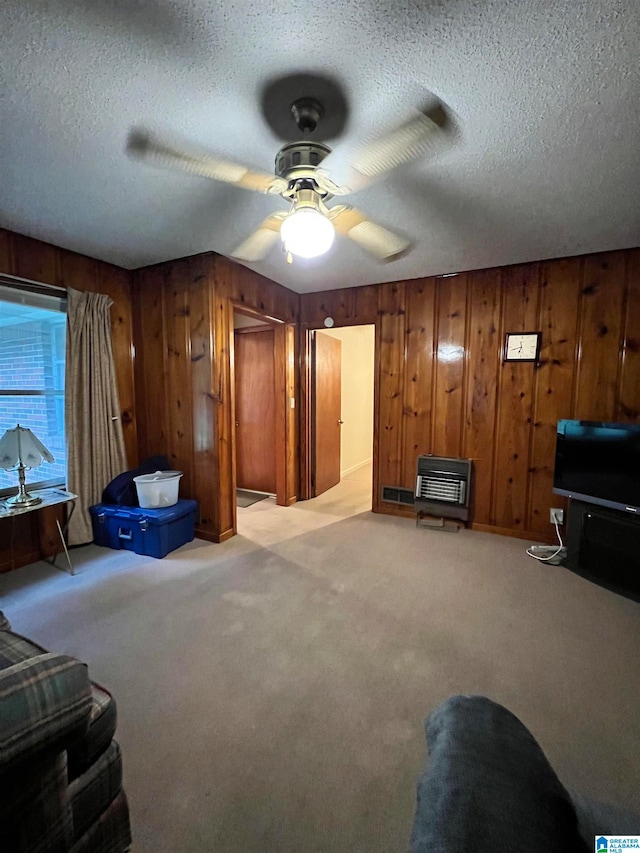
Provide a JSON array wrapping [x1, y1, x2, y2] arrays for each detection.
[[0, 287, 67, 493]]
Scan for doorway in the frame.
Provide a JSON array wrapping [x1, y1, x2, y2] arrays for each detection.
[[234, 321, 276, 497], [232, 310, 278, 520], [309, 324, 375, 510], [231, 303, 297, 533]]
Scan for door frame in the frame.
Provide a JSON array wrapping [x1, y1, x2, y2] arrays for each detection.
[[229, 303, 296, 532], [299, 326, 314, 501], [299, 321, 380, 506], [234, 324, 277, 494]]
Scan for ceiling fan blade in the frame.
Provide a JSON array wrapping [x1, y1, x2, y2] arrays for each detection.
[[127, 131, 287, 195], [344, 105, 449, 191], [328, 206, 410, 260], [231, 212, 287, 262]]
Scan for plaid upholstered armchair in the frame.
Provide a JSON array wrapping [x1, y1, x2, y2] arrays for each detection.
[[0, 611, 131, 852]]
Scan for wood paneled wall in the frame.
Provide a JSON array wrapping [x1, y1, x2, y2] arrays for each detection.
[[300, 248, 640, 543], [0, 229, 136, 571], [2, 227, 638, 566], [133, 253, 299, 542]]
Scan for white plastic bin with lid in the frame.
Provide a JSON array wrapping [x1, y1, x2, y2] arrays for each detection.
[[133, 470, 183, 508]]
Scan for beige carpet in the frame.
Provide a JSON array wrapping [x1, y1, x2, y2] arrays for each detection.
[[2, 464, 639, 852]]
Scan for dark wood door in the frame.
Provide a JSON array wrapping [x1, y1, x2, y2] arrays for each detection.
[[235, 327, 276, 493], [312, 331, 342, 496]]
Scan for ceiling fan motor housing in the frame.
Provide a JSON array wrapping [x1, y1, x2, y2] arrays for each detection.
[[275, 142, 331, 185]]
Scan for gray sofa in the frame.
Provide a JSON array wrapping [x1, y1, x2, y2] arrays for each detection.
[[0, 610, 131, 852], [410, 695, 639, 852]]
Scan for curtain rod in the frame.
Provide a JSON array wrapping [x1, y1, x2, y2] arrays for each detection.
[[0, 273, 67, 296]]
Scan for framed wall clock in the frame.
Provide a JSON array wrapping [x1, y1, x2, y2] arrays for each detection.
[[503, 331, 541, 363]]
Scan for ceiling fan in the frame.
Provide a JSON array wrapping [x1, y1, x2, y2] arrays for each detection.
[[127, 96, 454, 265]]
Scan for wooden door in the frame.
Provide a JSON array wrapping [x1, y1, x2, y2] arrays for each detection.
[[312, 331, 342, 496], [235, 327, 276, 493]]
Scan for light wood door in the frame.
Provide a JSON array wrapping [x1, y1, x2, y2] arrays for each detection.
[[312, 331, 342, 496], [235, 327, 276, 493]]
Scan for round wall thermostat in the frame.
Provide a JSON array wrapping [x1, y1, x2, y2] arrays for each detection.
[[324, 317, 335, 328]]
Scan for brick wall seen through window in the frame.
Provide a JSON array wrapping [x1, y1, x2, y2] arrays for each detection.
[[0, 300, 66, 492]]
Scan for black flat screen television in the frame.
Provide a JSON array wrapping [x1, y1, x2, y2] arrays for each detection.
[[553, 419, 640, 516]]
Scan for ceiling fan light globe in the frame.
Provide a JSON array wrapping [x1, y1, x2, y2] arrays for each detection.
[[280, 208, 335, 259]]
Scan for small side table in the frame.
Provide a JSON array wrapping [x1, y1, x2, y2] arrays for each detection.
[[0, 488, 78, 575]]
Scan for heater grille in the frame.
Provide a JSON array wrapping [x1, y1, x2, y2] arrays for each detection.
[[416, 474, 465, 505], [415, 455, 472, 522]]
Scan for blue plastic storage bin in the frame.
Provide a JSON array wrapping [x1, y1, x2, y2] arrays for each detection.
[[89, 499, 198, 558]]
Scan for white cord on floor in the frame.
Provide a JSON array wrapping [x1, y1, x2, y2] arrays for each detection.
[[526, 517, 565, 561]]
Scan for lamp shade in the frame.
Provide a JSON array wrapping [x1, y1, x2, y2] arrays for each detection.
[[0, 424, 54, 470]]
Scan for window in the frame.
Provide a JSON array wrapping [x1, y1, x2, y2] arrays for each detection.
[[0, 282, 67, 495]]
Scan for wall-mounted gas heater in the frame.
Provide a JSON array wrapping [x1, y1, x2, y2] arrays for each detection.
[[415, 455, 472, 523]]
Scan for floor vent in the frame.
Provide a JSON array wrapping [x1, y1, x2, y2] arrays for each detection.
[[381, 485, 415, 507], [415, 455, 472, 522]]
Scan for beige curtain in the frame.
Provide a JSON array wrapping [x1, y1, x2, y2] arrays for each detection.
[[65, 288, 127, 545]]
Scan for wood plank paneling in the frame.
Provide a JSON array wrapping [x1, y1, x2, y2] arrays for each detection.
[[618, 249, 640, 422], [225, 258, 298, 324], [38, 503, 67, 560], [492, 263, 540, 532], [299, 291, 330, 327], [574, 252, 626, 419], [328, 288, 356, 322], [57, 251, 98, 291], [96, 263, 137, 465], [133, 252, 299, 541], [463, 268, 501, 526], [232, 261, 262, 315], [213, 283, 234, 538], [130, 244, 640, 547], [301, 284, 378, 328], [5, 225, 635, 562], [165, 262, 194, 497], [353, 285, 379, 324], [11, 233, 60, 284], [130, 246, 640, 547], [0, 230, 13, 272], [188, 254, 217, 535], [527, 257, 582, 534], [402, 278, 436, 487], [432, 274, 468, 459], [134, 264, 169, 460], [0, 514, 41, 573], [376, 282, 406, 507], [300, 247, 639, 544]]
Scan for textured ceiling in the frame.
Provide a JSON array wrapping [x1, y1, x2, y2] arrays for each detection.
[[1, 1, 639, 294]]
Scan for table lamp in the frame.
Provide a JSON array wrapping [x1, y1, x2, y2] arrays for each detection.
[[0, 424, 54, 507]]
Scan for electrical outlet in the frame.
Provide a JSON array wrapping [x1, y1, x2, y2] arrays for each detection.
[[550, 508, 564, 525]]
